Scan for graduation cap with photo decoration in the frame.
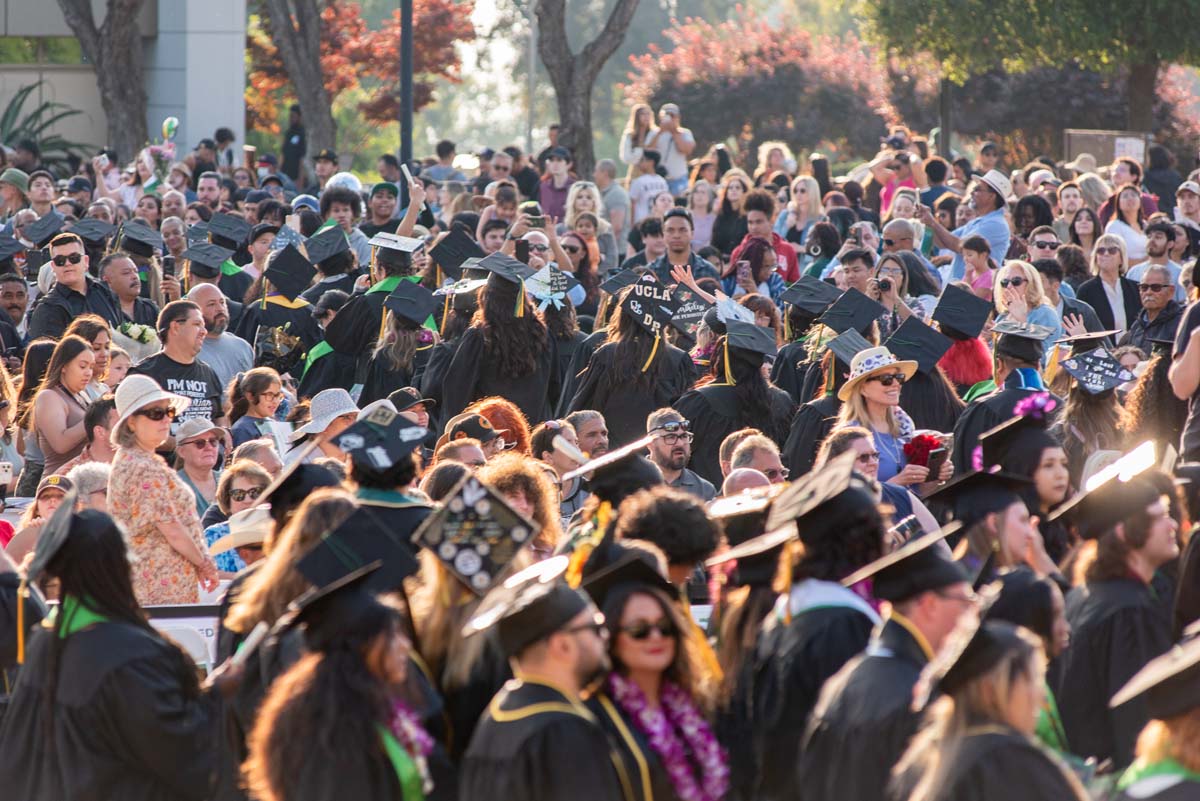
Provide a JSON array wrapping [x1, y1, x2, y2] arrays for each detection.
[[725, 319, 778, 358], [208, 212, 252, 247], [1110, 633, 1200, 719], [669, 285, 714, 339], [186, 221, 210, 246], [524, 264, 579, 311], [24, 211, 64, 249], [461, 555, 592, 658], [779, 276, 843, 316], [826, 328, 873, 368], [815, 287, 885, 335], [1058, 346, 1135, 394], [435, 276, 488, 313], [264, 243, 316, 302], [429, 226, 485, 279], [885, 317, 953, 375], [932, 283, 992, 340], [580, 544, 676, 610], [383, 280, 438, 327], [304, 225, 351, 266], [412, 473, 541, 595], [332, 404, 428, 477], [764, 449, 861, 533], [924, 467, 1032, 531], [182, 242, 235, 279], [286, 560, 391, 652], [69, 217, 115, 246], [991, 319, 1054, 364], [600, 268, 641, 296], [621, 272, 676, 336], [115, 220, 163, 258], [270, 223, 304, 251], [296, 503, 424, 599], [840, 522, 967, 601]]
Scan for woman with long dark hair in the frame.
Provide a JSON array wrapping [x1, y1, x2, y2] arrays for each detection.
[[14, 338, 62, 496], [29, 334, 94, 478], [359, 283, 439, 407], [720, 236, 786, 302], [567, 287, 696, 447], [1105, 183, 1149, 263], [558, 230, 600, 318], [442, 255, 560, 423], [711, 170, 751, 257]]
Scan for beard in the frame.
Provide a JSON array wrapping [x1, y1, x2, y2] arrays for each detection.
[[576, 648, 612, 693], [667, 450, 689, 470], [206, 315, 228, 336]]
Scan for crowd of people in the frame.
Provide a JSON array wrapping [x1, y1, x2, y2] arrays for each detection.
[[0, 108, 1197, 801]]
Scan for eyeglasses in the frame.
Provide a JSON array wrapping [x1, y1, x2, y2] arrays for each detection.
[[259, 391, 283, 401], [662, 432, 694, 445], [1139, 283, 1170, 293], [1096, 246, 1121, 255], [998, 277, 1026, 288], [763, 467, 790, 481], [562, 244, 581, 254], [1032, 240, 1060, 250], [135, 405, 177, 421], [882, 238, 910, 247], [52, 253, 84, 267], [621, 620, 677, 640], [186, 437, 221, 449], [528, 243, 550, 253], [856, 451, 881, 464], [866, 373, 907, 387], [229, 486, 266, 503]]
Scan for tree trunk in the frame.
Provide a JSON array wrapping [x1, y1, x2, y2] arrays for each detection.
[[57, 0, 149, 161], [261, 0, 338, 154], [536, 0, 639, 178], [1126, 60, 1159, 132]]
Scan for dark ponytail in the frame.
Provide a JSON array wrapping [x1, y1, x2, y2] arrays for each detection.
[[227, 366, 282, 425]]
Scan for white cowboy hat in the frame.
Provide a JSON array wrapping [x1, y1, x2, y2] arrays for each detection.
[[113, 374, 191, 430], [288, 388, 358, 442], [977, 169, 1013, 202], [209, 504, 272, 556], [838, 346, 918, 402]]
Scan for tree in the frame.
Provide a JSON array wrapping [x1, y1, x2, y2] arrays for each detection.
[[258, 0, 339, 155], [56, 0, 149, 160], [860, 0, 1200, 130], [536, 0, 640, 177]]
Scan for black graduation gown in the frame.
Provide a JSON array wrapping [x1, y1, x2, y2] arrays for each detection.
[[459, 679, 628, 801], [420, 337, 463, 432], [323, 283, 392, 356], [888, 726, 1087, 801], [442, 631, 513, 761], [300, 273, 358, 305], [555, 330, 589, 387], [0, 619, 219, 801], [951, 372, 1061, 477], [586, 691, 679, 801], [1053, 577, 1172, 769], [899, 368, 963, 433], [567, 341, 697, 448], [233, 296, 324, 375], [297, 344, 358, 399], [770, 340, 812, 405], [797, 617, 930, 801], [781, 395, 840, 476], [218, 269, 254, 308], [555, 329, 608, 417], [673, 383, 795, 487], [358, 343, 433, 406], [798, 357, 828, 405], [0, 571, 44, 704], [1116, 774, 1200, 801], [442, 326, 561, 425], [727, 587, 876, 801]]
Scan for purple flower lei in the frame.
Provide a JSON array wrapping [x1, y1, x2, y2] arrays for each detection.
[[608, 672, 729, 801], [1012, 391, 1057, 420], [389, 698, 435, 792]]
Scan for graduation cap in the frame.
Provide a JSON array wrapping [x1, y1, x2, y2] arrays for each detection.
[[69, 217, 115, 246], [477, 251, 534, 285], [1110, 634, 1200, 719], [115, 220, 163, 258], [24, 211, 64, 249], [924, 468, 1032, 531], [932, 284, 992, 340], [840, 522, 967, 601], [208, 212, 252, 247], [669, 285, 713, 339], [1058, 346, 1136, 394], [600, 269, 641, 296], [815, 288, 884, 335], [186, 221, 210, 246], [764, 450, 861, 533], [726, 320, 778, 358], [371, 233, 424, 261], [706, 484, 787, 586], [562, 432, 658, 484], [304, 226, 351, 268], [264, 243, 316, 302], [288, 561, 390, 652], [181, 242, 235, 278], [779, 276, 843, 316], [524, 264, 579, 311], [988, 567, 1058, 645], [914, 596, 1027, 709], [885, 318, 952, 374], [429, 228, 485, 279], [413, 473, 541, 595], [826, 328, 873, 368], [0, 234, 25, 263], [580, 544, 675, 609], [621, 273, 676, 336], [1054, 329, 1121, 355], [257, 439, 341, 517], [296, 504, 425, 599], [991, 319, 1054, 364], [383, 280, 437, 326], [436, 276, 488, 313], [1047, 472, 1162, 540], [1150, 335, 1176, 359], [332, 404, 428, 476], [978, 407, 1059, 470], [462, 555, 593, 657]]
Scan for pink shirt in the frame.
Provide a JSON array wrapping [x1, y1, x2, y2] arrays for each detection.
[[880, 178, 916, 218]]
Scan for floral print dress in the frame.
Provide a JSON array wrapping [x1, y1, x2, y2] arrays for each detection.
[[109, 446, 216, 605]]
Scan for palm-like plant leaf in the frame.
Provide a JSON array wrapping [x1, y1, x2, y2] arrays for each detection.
[[0, 80, 93, 176]]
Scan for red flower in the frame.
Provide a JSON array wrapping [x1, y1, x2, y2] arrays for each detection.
[[903, 433, 943, 467]]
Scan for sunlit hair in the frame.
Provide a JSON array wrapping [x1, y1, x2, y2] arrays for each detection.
[[1089, 232, 1129, 277], [994, 260, 1050, 311]]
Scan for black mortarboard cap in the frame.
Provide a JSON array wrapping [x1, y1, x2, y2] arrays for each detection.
[[621, 273, 675, 336], [413, 473, 540, 595], [978, 410, 1058, 470], [25, 487, 80, 584], [924, 468, 1031, 531], [562, 433, 663, 507], [816, 287, 884, 335], [1110, 635, 1200, 719], [932, 284, 992, 340], [1058, 346, 1136, 394], [841, 523, 967, 601], [600, 268, 641, 295], [296, 504, 424, 597], [289, 561, 390, 652], [1054, 329, 1121, 355], [0, 235, 25, 262], [706, 484, 789, 586], [68, 217, 115, 246], [462, 555, 592, 657], [384, 280, 437, 326], [885, 318, 953, 374], [826, 328, 873, 368], [24, 211, 64, 249], [264, 243, 316, 301], [304, 226, 351, 266], [669, 286, 713, 338], [988, 567, 1057, 645], [116, 220, 163, 258], [1047, 472, 1162, 540], [429, 228, 484, 279], [581, 545, 675, 609], [726, 320, 778, 358], [208, 212, 252, 247], [779, 276, 843, 316], [765, 450, 860, 532], [991, 319, 1053, 364], [182, 242, 235, 278], [916, 607, 1028, 707], [333, 404, 428, 474], [436, 276, 487, 312], [477, 251, 533, 285], [186, 222, 210, 246], [1150, 335, 1176, 358]]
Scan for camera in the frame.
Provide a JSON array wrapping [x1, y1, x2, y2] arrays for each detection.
[[878, 278, 892, 292]]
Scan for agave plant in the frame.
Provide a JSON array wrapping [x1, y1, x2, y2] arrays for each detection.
[[0, 81, 94, 177]]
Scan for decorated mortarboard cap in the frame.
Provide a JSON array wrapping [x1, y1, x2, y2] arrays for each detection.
[[524, 264, 579, 310], [25, 486, 80, 584], [333, 404, 428, 474], [383, 280, 437, 326], [779, 276, 843, 316], [816, 288, 885, 335], [288, 561, 391, 651], [462, 555, 593, 657], [1058, 347, 1135, 394], [24, 212, 64, 249], [932, 284, 992, 340], [840, 522, 967, 602], [208, 212, 252, 247], [69, 217, 115, 246], [429, 227, 485, 278], [304, 225, 351, 266], [706, 484, 786, 586], [725, 320, 778, 358], [600, 268, 641, 295], [182, 242, 235, 277], [1110, 634, 1200, 719], [621, 273, 676, 336], [264, 243, 316, 301], [885, 318, 952, 375], [477, 251, 534, 285], [0, 234, 25, 262], [826, 328, 873, 368], [581, 544, 675, 609], [186, 221, 210, 245], [992, 319, 1053, 363], [115, 220, 163, 259], [765, 450, 860, 532], [669, 285, 713, 339], [1054, 329, 1120, 356], [296, 502, 425, 599], [436, 276, 488, 312], [413, 473, 540, 596]]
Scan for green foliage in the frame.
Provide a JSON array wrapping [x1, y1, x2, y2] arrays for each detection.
[[0, 81, 92, 177]]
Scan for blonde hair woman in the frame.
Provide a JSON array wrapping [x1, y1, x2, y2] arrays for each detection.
[[1075, 172, 1110, 210], [993, 260, 1062, 344], [777, 175, 821, 245], [619, 103, 656, 179], [1076, 233, 1142, 336], [754, 140, 795, 184], [562, 181, 618, 273]]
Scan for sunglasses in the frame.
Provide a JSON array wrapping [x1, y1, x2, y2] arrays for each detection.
[[867, 372, 907, 387], [186, 437, 221, 449], [563, 613, 608, 638], [999, 277, 1026, 288], [1031, 240, 1060, 250], [135, 405, 177, 421], [562, 244, 581, 254], [856, 450, 881, 463], [1096, 246, 1121, 255], [229, 486, 266, 503], [654, 420, 690, 434], [1139, 283, 1170, 293], [52, 253, 84, 267], [621, 620, 677, 640], [528, 243, 550, 253]]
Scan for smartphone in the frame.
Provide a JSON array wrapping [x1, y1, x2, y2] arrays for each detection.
[[97, 153, 110, 170], [24, 249, 44, 281], [0, 461, 12, 489], [515, 239, 530, 264], [162, 254, 175, 278], [527, 215, 546, 230], [736, 260, 751, 281], [925, 448, 948, 478]]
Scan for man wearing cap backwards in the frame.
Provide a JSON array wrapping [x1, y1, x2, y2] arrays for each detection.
[[798, 531, 973, 801], [918, 170, 1012, 283], [460, 560, 627, 801], [29, 232, 124, 339]]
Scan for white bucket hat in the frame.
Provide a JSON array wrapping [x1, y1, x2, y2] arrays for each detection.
[[838, 346, 918, 402], [288, 388, 359, 442], [114, 374, 191, 430], [176, 417, 223, 445]]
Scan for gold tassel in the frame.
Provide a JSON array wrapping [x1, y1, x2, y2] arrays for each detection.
[[641, 333, 660, 372], [783, 310, 792, 342], [437, 265, 444, 287], [379, 309, 389, 344], [723, 339, 736, 386], [515, 281, 525, 318], [439, 294, 451, 335], [16, 577, 25, 664], [780, 541, 796, 625]]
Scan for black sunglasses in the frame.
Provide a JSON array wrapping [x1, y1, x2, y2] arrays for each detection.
[[562, 244, 581, 254], [135, 405, 177, 421], [229, 486, 265, 503], [1139, 283, 1170, 293], [653, 420, 690, 434], [999, 277, 1026, 288], [621, 620, 678, 640], [867, 373, 907, 387], [52, 253, 84, 267], [1031, 240, 1060, 250]]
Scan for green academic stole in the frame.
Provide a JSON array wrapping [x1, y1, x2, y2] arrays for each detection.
[[378, 726, 425, 800]]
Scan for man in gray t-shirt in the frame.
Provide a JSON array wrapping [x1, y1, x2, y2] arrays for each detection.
[[190, 283, 254, 391], [595, 159, 631, 252]]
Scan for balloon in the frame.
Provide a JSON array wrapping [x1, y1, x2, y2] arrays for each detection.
[[161, 116, 179, 141]]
